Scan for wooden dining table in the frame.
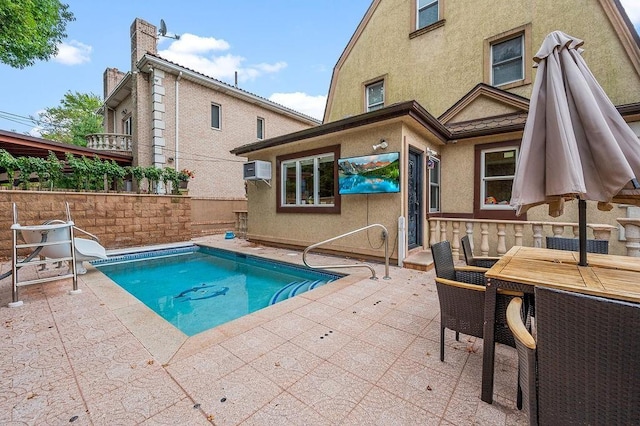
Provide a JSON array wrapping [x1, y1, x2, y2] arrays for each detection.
[[481, 246, 640, 404]]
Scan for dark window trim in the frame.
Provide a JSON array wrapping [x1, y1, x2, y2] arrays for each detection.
[[211, 103, 221, 130], [276, 145, 341, 214], [473, 141, 524, 221]]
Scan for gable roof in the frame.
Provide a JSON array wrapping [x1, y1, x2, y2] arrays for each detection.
[[439, 83, 530, 124]]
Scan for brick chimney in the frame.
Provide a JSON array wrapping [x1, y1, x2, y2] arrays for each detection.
[[103, 67, 125, 99], [130, 18, 157, 70]]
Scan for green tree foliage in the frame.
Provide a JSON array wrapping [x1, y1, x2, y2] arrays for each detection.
[[37, 91, 103, 146], [0, 0, 75, 68]]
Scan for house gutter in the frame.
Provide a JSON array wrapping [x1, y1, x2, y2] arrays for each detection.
[[175, 71, 182, 170]]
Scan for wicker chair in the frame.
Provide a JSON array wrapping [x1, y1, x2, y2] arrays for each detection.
[[507, 287, 640, 425], [431, 241, 520, 362], [545, 236, 609, 254], [461, 235, 501, 268]]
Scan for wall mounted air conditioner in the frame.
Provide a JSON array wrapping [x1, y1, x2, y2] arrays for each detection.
[[243, 160, 271, 180]]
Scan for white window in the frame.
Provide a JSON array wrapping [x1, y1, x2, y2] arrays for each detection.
[[257, 117, 264, 139], [417, 0, 439, 29], [429, 156, 440, 213], [281, 153, 335, 207], [366, 81, 384, 112], [123, 116, 132, 135], [211, 103, 221, 129], [491, 35, 524, 86], [481, 147, 518, 209]]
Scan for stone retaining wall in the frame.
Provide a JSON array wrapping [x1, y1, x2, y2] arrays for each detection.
[[0, 190, 191, 259]]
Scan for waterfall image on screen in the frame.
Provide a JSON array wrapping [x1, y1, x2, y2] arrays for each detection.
[[338, 152, 400, 194]]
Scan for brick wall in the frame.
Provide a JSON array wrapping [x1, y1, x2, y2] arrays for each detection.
[[0, 190, 191, 259]]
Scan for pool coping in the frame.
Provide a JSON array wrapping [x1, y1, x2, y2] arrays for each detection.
[[84, 243, 368, 364]]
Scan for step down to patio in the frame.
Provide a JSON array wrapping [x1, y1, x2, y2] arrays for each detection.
[[403, 250, 434, 271]]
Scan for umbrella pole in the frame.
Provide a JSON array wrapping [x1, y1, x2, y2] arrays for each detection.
[[578, 198, 587, 266]]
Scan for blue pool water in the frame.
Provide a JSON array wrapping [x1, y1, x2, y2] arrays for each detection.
[[93, 246, 342, 336]]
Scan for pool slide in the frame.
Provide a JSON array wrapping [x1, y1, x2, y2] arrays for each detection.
[[19, 222, 107, 274]]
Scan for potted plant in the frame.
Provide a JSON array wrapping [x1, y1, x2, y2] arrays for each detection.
[[178, 168, 195, 189]]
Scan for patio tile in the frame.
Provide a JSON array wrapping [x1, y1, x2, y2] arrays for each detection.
[[316, 291, 360, 311], [291, 300, 341, 323], [403, 336, 472, 378], [190, 364, 282, 426], [358, 321, 416, 355], [320, 308, 375, 337], [249, 341, 323, 389], [166, 344, 245, 387], [241, 391, 327, 426], [220, 326, 287, 363], [261, 311, 317, 340], [376, 356, 456, 417], [85, 368, 186, 426], [342, 386, 439, 425], [141, 396, 212, 425], [378, 307, 430, 336], [288, 360, 373, 424], [327, 338, 397, 383], [289, 324, 353, 360]]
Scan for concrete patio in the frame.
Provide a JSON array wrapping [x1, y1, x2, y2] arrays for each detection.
[[0, 235, 526, 425]]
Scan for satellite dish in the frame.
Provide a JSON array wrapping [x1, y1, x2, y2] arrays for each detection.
[[159, 19, 167, 37]]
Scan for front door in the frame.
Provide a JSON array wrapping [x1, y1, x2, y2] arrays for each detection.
[[407, 150, 423, 249]]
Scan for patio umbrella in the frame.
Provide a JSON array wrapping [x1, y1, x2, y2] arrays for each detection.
[[510, 31, 640, 266]]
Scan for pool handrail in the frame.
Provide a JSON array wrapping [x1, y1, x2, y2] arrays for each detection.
[[303, 224, 391, 280]]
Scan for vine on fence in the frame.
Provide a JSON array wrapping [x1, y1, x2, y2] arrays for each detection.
[[0, 149, 192, 194]]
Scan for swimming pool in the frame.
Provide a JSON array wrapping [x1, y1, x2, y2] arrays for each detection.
[[93, 246, 343, 336]]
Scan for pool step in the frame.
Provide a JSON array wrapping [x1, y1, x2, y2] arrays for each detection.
[[269, 279, 331, 305]]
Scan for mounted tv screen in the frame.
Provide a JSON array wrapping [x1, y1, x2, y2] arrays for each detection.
[[338, 152, 400, 195]]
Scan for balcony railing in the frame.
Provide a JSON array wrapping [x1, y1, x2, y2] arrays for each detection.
[[427, 217, 625, 258], [85, 134, 132, 152]]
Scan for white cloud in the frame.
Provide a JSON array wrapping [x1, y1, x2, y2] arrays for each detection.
[[54, 40, 92, 65], [269, 92, 326, 121], [158, 33, 286, 83], [620, 0, 640, 26]]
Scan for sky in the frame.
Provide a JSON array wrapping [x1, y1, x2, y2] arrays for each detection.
[[0, 0, 639, 136]]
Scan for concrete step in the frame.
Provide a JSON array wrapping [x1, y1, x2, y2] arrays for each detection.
[[403, 249, 434, 271]]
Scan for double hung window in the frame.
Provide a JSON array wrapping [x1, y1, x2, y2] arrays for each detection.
[[480, 147, 517, 209], [491, 35, 524, 86], [429, 157, 440, 213], [211, 103, 221, 129], [257, 117, 264, 139], [366, 81, 384, 112], [417, 0, 439, 29]]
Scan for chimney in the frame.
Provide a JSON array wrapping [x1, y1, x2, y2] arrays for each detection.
[[103, 68, 125, 99], [130, 18, 158, 70]]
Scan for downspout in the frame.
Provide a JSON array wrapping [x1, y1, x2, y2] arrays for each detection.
[[175, 71, 182, 171]]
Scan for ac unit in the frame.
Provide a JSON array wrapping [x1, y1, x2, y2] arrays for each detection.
[[243, 160, 272, 180]]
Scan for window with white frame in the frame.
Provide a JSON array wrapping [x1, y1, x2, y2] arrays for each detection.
[[428, 156, 440, 213], [481, 147, 518, 209], [366, 80, 384, 112], [257, 117, 264, 139], [491, 35, 524, 86], [281, 153, 335, 207], [417, 0, 439, 29], [123, 116, 132, 135], [211, 103, 221, 129]]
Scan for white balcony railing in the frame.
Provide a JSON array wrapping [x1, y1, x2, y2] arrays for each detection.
[[85, 134, 132, 152], [428, 217, 622, 259]]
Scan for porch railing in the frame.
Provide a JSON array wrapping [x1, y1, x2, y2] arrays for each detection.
[[428, 218, 618, 259], [85, 133, 132, 152]]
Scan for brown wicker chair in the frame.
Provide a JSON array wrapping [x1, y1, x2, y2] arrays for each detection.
[[545, 236, 609, 254], [431, 241, 520, 362], [461, 235, 501, 268], [508, 287, 640, 425]]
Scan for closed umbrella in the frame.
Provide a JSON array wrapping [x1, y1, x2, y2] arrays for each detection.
[[510, 31, 640, 265]]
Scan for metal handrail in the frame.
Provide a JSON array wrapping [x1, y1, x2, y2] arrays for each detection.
[[302, 224, 391, 280]]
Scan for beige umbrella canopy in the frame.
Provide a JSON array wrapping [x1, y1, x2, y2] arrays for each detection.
[[511, 31, 640, 218], [510, 31, 640, 265]]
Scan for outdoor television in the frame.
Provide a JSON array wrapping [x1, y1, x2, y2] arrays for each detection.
[[338, 152, 400, 195]]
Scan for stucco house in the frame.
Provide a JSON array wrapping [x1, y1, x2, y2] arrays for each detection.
[[90, 18, 320, 198], [232, 0, 640, 264]]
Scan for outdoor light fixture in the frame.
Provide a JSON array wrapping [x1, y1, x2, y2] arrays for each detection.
[[373, 139, 388, 151]]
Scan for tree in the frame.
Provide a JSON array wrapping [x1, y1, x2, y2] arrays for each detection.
[[37, 91, 103, 146], [0, 0, 75, 68]]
